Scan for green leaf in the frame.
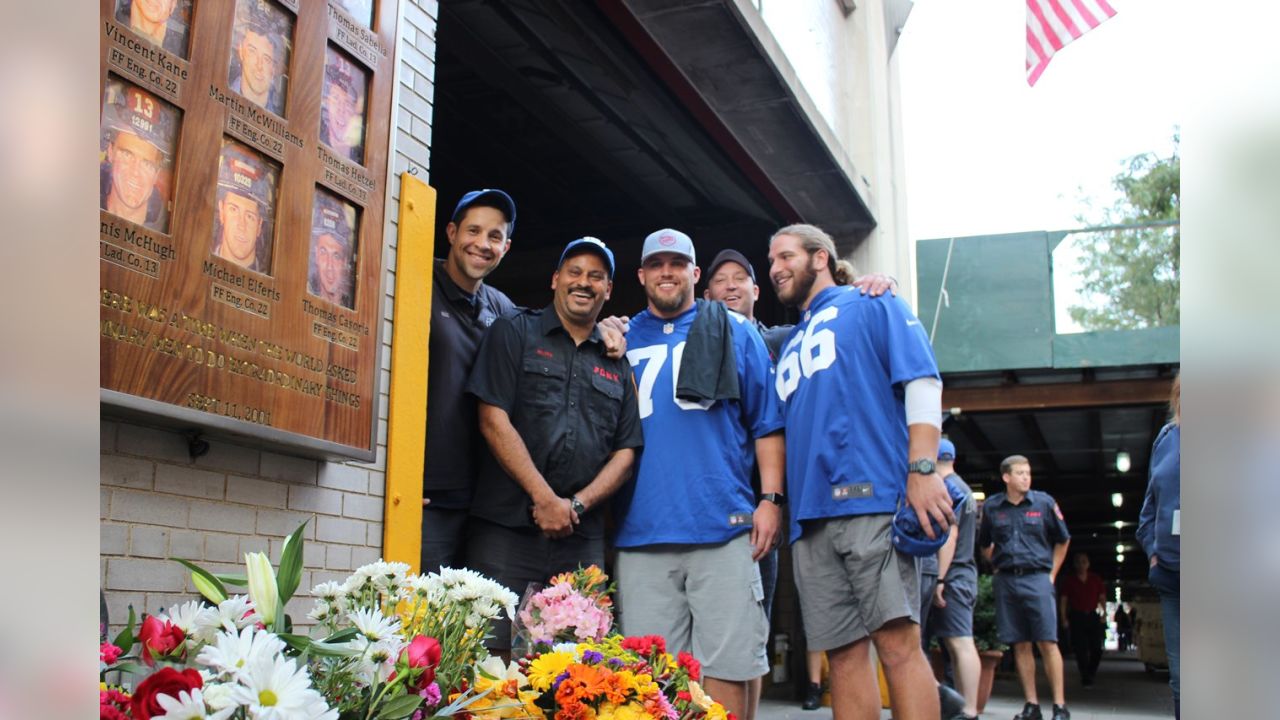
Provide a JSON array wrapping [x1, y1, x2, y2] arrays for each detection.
[[214, 573, 248, 586], [107, 661, 148, 676], [376, 693, 423, 720], [171, 558, 227, 604], [112, 605, 136, 654], [324, 627, 360, 643], [276, 520, 309, 606], [277, 633, 313, 652]]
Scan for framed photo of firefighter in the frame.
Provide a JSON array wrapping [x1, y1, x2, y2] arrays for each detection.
[[228, 0, 293, 117], [100, 77, 182, 235], [319, 45, 368, 165], [100, 0, 400, 460]]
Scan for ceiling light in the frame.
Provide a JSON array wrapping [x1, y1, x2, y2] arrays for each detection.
[[1116, 451, 1131, 473], [1116, 553, 1124, 563], [972, 491, 986, 501], [1114, 520, 1124, 529], [1115, 543, 1125, 553], [1111, 492, 1124, 508]]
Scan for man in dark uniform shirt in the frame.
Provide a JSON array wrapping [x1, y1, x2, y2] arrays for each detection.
[[464, 237, 643, 653], [978, 455, 1072, 720], [421, 189, 518, 573]]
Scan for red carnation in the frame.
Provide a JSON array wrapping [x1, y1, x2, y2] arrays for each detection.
[[621, 634, 666, 656], [137, 615, 185, 666], [402, 635, 443, 688], [100, 641, 123, 666], [130, 667, 203, 720], [677, 651, 701, 681]]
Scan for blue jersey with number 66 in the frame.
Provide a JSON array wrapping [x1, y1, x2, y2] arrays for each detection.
[[776, 285, 940, 541], [614, 304, 784, 547]]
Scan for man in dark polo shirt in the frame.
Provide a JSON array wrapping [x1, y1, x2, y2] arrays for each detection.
[[464, 237, 643, 652], [421, 189, 518, 574], [979, 455, 1072, 720]]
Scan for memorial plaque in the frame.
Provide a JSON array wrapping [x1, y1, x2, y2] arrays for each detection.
[[100, 0, 397, 460]]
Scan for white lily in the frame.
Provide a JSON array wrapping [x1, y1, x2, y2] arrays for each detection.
[[245, 552, 280, 626]]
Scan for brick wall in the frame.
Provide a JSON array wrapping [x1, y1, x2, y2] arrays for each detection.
[[100, 0, 438, 634]]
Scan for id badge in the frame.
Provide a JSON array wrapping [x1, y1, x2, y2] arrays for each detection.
[[728, 512, 753, 527], [1172, 508, 1180, 536]]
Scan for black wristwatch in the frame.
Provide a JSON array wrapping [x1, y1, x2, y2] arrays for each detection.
[[908, 458, 936, 475], [759, 492, 787, 506], [570, 495, 587, 515]]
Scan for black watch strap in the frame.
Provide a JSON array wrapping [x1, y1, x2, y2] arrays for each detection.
[[759, 492, 787, 506]]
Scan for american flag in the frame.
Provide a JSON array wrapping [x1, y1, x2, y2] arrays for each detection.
[[1026, 0, 1118, 86]]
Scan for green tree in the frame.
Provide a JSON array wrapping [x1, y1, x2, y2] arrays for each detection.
[[1069, 136, 1180, 330]]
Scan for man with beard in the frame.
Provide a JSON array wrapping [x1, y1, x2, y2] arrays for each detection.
[[615, 230, 785, 720], [767, 223, 951, 720], [230, 7, 286, 116], [701, 249, 897, 712], [100, 84, 172, 233], [464, 237, 643, 654]]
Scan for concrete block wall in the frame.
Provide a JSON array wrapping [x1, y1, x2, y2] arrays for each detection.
[[100, 0, 438, 635]]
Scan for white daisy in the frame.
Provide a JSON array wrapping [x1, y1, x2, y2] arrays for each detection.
[[153, 687, 234, 720], [196, 626, 287, 680], [230, 654, 331, 719], [310, 581, 346, 602], [201, 683, 237, 714], [166, 600, 222, 646], [348, 607, 399, 642], [214, 595, 259, 631]]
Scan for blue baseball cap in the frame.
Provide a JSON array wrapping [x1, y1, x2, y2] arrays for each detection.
[[451, 189, 516, 235], [938, 439, 956, 461], [559, 237, 615, 279], [891, 484, 969, 557]]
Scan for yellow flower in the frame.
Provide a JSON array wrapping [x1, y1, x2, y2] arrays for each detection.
[[687, 682, 713, 712], [705, 703, 727, 720], [528, 651, 576, 692], [601, 701, 648, 720]]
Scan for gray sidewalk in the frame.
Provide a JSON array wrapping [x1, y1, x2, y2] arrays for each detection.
[[758, 654, 1173, 720]]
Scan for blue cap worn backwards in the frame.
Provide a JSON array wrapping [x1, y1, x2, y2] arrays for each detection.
[[451, 189, 517, 235], [559, 237, 615, 279], [938, 438, 956, 461]]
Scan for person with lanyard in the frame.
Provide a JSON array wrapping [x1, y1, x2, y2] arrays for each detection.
[[978, 456, 1072, 720], [1137, 373, 1180, 719]]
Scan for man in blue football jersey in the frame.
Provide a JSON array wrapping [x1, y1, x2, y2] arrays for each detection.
[[767, 223, 953, 720], [615, 229, 786, 720]]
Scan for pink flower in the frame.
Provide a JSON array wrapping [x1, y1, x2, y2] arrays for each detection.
[[137, 616, 185, 666], [401, 635, 442, 689], [100, 641, 123, 666]]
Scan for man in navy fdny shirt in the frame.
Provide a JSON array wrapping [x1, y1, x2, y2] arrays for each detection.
[[767, 223, 952, 720]]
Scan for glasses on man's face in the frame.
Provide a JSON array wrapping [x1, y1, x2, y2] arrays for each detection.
[[112, 143, 160, 175]]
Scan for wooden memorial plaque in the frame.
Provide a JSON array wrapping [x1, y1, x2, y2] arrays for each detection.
[[99, 0, 399, 460]]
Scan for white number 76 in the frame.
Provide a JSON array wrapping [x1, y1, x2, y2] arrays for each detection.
[[626, 341, 714, 419]]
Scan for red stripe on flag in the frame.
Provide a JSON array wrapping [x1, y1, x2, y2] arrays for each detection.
[[1027, 1, 1065, 52], [1047, 0, 1082, 39], [1069, 0, 1100, 27], [1026, 0, 1117, 86]]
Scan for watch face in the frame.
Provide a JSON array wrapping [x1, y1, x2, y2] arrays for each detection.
[[913, 459, 936, 474]]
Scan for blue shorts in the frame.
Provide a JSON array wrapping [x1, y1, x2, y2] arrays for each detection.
[[930, 579, 975, 638], [994, 572, 1058, 644]]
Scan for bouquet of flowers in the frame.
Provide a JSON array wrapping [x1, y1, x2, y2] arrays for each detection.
[[101, 521, 518, 720], [307, 563, 518, 718], [512, 634, 728, 720], [515, 566, 614, 646], [100, 522, 338, 719]]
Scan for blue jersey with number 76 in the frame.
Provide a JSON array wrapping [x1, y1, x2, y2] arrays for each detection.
[[614, 304, 784, 547]]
